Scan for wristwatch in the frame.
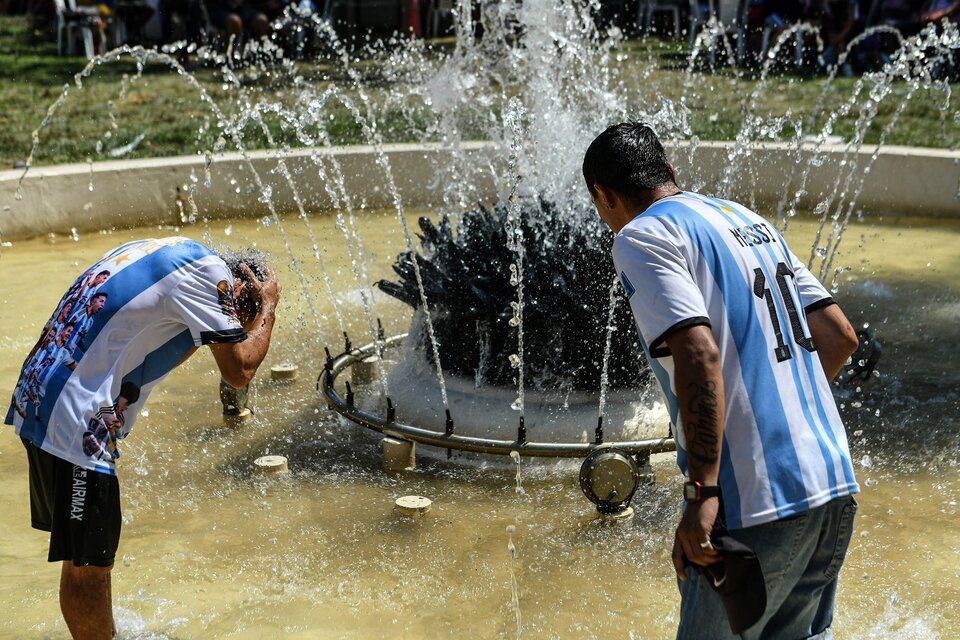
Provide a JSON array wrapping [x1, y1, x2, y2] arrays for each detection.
[[683, 480, 720, 502]]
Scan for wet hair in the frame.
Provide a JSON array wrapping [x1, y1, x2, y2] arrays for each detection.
[[216, 247, 270, 320], [119, 381, 140, 404], [218, 247, 269, 283], [582, 122, 675, 202]]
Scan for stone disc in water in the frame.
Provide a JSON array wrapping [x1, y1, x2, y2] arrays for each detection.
[[270, 362, 299, 381], [395, 495, 432, 516], [254, 455, 289, 474]]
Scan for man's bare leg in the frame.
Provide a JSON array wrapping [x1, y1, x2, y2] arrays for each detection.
[[60, 561, 115, 639]]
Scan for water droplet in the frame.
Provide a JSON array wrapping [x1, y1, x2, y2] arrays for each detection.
[[510, 398, 522, 411], [261, 216, 272, 228], [224, 225, 233, 236], [860, 454, 873, 469]]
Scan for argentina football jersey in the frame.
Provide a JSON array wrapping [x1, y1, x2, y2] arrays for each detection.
[[5, 237, 247, 475], [613, 193, 859, 529]]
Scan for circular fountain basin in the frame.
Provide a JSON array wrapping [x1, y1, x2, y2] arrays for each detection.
[[0, 213, 958, 637]]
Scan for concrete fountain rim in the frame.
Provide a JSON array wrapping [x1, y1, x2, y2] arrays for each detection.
[[1, 140, 958, 242]]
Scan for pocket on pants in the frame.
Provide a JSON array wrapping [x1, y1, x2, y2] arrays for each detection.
[[824, 496, 858, 580], [740, 512, 809, 580]]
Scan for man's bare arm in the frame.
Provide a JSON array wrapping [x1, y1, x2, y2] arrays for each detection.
[[807, 303, 858, 381], [665, 324, 725, 577], [210, 265, 281, 389]]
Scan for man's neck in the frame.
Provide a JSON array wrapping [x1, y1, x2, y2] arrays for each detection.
[[635, 184, 682, 216], [594, 182, 683, 233]]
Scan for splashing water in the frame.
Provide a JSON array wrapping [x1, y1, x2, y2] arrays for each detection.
[[506, 523, 522, 639]]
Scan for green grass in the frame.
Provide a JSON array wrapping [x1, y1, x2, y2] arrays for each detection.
[[0, 15, 956, 168]]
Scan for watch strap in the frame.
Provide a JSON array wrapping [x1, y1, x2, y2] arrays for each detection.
[[684, 481, 721, 502]]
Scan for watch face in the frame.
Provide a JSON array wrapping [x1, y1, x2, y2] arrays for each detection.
[[683, 483, 697, 501]]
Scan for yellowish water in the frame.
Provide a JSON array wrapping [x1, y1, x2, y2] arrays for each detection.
[[0, 212, 958, 638]]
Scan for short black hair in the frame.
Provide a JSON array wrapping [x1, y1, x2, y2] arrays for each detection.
[[582, 122, 675, 202], [218, 247, 269, 284], [95, 270, 111, 279], [119, 381, 141, 404]]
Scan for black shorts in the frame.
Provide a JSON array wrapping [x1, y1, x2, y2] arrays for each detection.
[[22, 438, 121, 567]]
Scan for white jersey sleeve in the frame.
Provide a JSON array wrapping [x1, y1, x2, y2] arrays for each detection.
[[788, 249, 835, 312], [612, 220, 710, 357], [166, 257, 247, 346]]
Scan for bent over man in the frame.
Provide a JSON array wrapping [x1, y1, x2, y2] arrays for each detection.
[[6, 236, 281, 639], [583, 123, 860, 639]]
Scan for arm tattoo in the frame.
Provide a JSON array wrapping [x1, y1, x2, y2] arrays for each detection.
[[684, 381, 720, 466]]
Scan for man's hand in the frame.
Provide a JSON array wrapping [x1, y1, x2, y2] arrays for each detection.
[[665, 324, 725, 581], [673, 497, 721, 581], [212, 264, 281, 389], [238, 263, 281, 328]]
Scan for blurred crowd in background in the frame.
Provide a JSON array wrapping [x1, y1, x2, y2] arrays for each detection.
[[615, 0, 959, 75], [0, 0, 956, 72]]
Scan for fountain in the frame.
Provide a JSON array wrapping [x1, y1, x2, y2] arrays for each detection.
[[0, 0, 959, 636]]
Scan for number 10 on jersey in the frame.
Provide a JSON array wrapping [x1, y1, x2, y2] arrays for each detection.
[[753, 262, 816, 363]]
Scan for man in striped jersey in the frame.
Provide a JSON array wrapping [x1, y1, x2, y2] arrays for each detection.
[[6, 238, 281, 640], [583, 123, 861, 639]]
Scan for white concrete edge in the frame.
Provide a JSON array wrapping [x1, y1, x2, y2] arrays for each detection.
[[1, 140, 957, 241], [0, 141, 499, 180]]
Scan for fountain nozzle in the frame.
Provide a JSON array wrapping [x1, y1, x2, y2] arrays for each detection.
[[579, 448, 641, 517], [386, 397, 396, 423]]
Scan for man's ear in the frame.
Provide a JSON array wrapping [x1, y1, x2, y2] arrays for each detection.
[[668, 163, 679, 185], [593, 183, 616, 210]]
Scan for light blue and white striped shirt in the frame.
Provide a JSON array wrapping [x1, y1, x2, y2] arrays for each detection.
[[613, 192, 859, 529], [6, 237, 246, 475]]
